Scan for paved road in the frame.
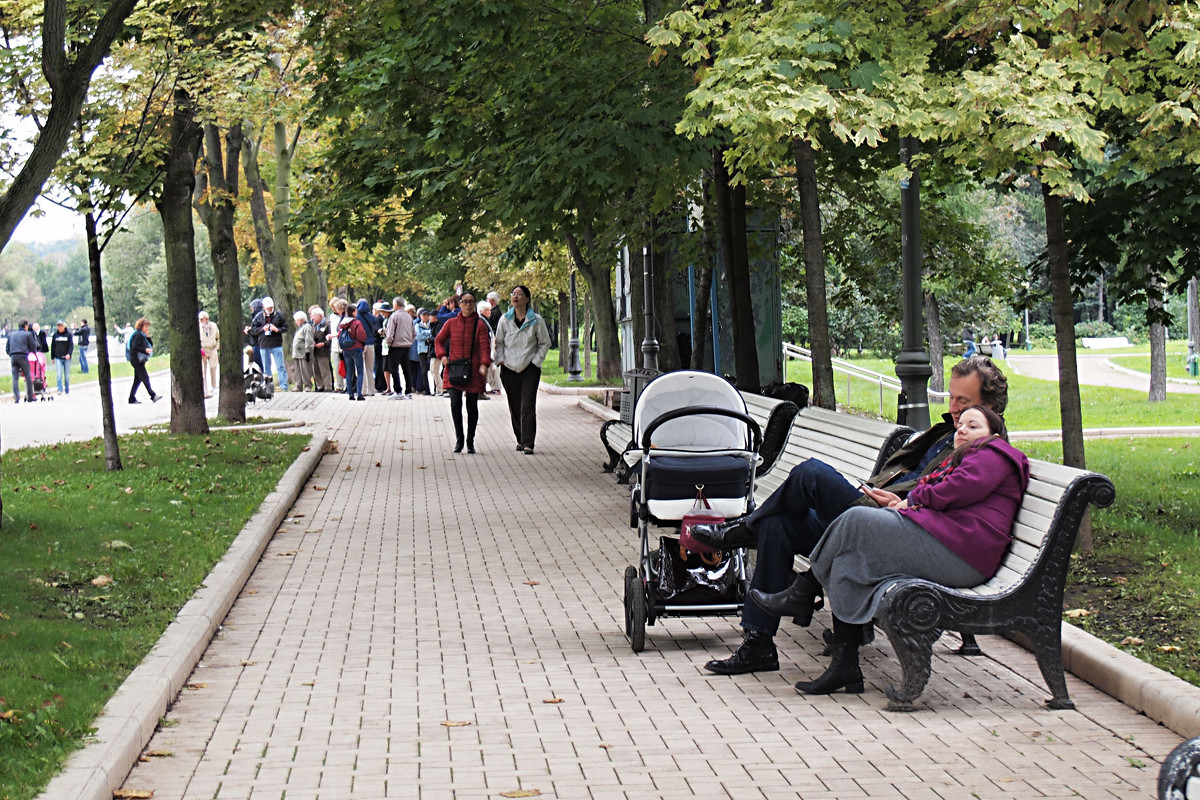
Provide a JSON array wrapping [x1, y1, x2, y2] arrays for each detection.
[[104, 389, 1178, 799], [1007, 353, 1200, 394]]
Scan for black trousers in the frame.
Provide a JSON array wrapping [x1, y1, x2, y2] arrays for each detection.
[[387, 350, 411, 393], [500, 365, 540, 449], [130, 361, 155, 401], [448, 389, 479, 446], [10, 356, 33, 401]]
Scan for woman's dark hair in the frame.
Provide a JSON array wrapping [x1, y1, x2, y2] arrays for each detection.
[[946, 404, 1008, 469], [512, 285, 532, 304]]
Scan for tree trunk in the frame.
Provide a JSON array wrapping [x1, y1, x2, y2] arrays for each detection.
[[1149, 271, 1166, 402], [273, 121, 299, 314], [301, 240, 323, 311], [925, 290, 945, 394], [691, 177, 717, 371], [792, 138, 836, 409], [0, 0, 140, 254], [200, 123, 247, 423], [564, 227, 621, 380], [1188, 276, 1200, 365], [1042, 179, 1089, 553], [84, 207, 122, 470], [242, 126, 285, 304], [714, 153, 759, 390], [651, 226, 681, 374], [157, 88, 208, 435]]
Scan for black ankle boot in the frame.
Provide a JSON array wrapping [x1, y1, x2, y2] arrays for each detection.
[[749, 571, 824, 625], [453, 440, 464, 453], [794, 642, 865, 695], [689, 516, 756, 550], [703, 631, 779, 675]]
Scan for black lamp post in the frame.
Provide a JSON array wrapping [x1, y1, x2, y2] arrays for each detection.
[[894, 136, 933, 430], [641, 245, 660, 371], [567, 270, 582, 381]]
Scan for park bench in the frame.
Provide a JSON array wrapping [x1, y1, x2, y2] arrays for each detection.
[[600, 390, 801, 484], [754, 406, 1116, 711]]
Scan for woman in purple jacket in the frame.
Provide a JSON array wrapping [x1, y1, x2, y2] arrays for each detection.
[[769, 405, 1029, 695]]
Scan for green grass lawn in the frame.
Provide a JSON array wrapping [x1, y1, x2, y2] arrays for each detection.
[[1018, 438, 1200, 686], [540, 348, 618, 387], [1108, 352, 1196, 381], [0, 431, 307, 800]]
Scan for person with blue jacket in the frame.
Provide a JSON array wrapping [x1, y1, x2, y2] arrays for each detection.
[[356, 299, 379, 396]]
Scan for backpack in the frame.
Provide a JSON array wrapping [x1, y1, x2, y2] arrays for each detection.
[[338, 320, 357, 350]]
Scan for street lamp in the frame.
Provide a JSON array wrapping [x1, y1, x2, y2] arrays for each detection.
[[641, 245, 660, 371], [567, 270, 582, 381], [894, 136, 932, 430]]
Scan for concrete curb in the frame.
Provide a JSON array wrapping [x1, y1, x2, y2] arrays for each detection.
[[1102, 357, 1200, 387], [538, 381, 619, 396], [37, 434, 327, 800], [1062, 623, 1200, 739], [1011, 426, 1200, 441], [576, 396, 619, 421]]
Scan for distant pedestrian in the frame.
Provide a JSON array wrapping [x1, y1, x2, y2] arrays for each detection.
[[291, 310, 315, 391], [385, 298, 415, 398], [250, 297, 289, 391], [6, 320, 37, 402], [198, 310, 220, 398], [494, 285, 551, 455], [76, 319, 91, 373], [50, 320, 74, 394], [416, 308, 435, 395], [434, 290, 491, 453], [337, 302, 367, 401], [310, 306, 333, 391], [127, 318, 160, 404], [32, 323, 48, 353], [329, 298, 347, 392], [356, 299, 379, 396]]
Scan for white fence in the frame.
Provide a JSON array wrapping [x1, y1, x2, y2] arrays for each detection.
[[782, 343, 949, 418]]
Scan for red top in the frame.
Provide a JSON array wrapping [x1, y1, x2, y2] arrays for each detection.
[[434, 313, 492, 394]]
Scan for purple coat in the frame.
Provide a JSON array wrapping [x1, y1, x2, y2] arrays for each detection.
[[899, 438, 1030, 577]]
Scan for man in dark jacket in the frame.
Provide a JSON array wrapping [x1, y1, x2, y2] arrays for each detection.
[[6, 320, 37, 402], [76, 319, 91, 373], [50, 320, 74, 394], [250, 296, 289, 391], [695, 355, 1010, 676]]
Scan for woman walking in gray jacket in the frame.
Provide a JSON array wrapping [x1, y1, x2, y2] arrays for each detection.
[[493, 285, 551, 454]]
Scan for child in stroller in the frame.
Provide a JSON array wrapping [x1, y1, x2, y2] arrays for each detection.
[[28, 351, 51, 401]]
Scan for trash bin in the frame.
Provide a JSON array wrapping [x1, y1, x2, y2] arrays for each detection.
[[619, 367, 662, 424], [1188, 354, 1198, 378]]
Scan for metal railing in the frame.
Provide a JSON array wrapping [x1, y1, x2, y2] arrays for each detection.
[[782, 343, 949, 418]]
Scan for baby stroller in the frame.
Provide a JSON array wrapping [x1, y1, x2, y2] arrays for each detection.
[[243, 362, 275, 403], [621, 370, 761, 652], [28, 351, 51, 401]]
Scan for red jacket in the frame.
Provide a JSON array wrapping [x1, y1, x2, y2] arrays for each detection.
[[434, 313, 491, 394]]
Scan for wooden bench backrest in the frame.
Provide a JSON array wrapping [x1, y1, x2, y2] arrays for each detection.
[[756, 407, 913, 502], [957, 459, 1090, 597]]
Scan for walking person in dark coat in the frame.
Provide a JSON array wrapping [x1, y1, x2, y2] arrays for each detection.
[[127, 318, 160, 404], [6, 320, 37, 402]]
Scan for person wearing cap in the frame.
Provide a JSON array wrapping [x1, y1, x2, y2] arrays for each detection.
[[50, 320, 74, 394], [198, 310, 220, 398], [384, 297, 415, 397], [416, 308, 435, 395], [250, 296, 290, 391]]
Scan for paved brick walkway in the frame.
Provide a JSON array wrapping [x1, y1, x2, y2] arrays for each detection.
[[117, 391, 1181, 799]]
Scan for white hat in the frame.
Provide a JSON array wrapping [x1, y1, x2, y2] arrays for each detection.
[[262, 296, 275, 308]]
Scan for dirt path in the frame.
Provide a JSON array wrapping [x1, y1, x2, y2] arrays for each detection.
[[1006, 353, 1200, 395]]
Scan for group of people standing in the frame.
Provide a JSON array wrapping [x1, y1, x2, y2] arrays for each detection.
[[6, 318, 92, 401], [240, 285, 551, 455]]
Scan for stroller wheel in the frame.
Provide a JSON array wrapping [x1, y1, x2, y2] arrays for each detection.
[[626, 566, 647, 653]]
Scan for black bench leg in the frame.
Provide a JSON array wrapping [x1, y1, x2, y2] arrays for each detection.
[[882, 625, 942, 712], [1031, 624, 1074, 710], [599, 420, 622, 473], [955, 633, 983, 656]]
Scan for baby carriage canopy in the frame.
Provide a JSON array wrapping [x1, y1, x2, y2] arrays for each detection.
[[632, 370, 751, 453]]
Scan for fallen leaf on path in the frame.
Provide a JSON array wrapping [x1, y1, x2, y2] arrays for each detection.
[[344, 466, 352, 472], [523, 581, 539, 586], [598, 743, 612, 750], [312, 486, 326, 491], [542, 698, 564, 704], [185, 683, 206, 690], [499, 791, 541, 798], [276, 551, 298, 557], [1121, 637, 1144, 646], [114, 790, 154, 798], [441, 720, 473, 727], [240, 661, 256, 666], [375, 462, 381, 467], [1159, 645, 1181, 653], [1064, 609, 1090, 618]]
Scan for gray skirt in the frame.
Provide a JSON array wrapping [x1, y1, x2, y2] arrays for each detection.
[[809, 506, 986, 625]]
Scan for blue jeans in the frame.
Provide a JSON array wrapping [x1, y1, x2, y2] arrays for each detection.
[[263, 345, 288, 390], [79, 347, 88, 372], [343, 349, 364, 397], [55, 357, 69, 392], [741, 459, 862, 634]]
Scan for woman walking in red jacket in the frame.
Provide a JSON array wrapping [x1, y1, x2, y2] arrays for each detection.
[[434, 291, 492, 453]]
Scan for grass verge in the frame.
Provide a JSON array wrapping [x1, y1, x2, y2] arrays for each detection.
[[1016, 437, 1200, 687], [540, 348, 617, 387], [0, 431, 308, 800]]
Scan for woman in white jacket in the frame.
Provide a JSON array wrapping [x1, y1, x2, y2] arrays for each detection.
[[493, 285, 551, 454]]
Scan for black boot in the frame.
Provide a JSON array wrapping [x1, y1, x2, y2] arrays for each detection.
[[703, 631, 778, 675], [795, 616, 865, 695], [749, 570, 824, 625], [689, 516, 756, 550]]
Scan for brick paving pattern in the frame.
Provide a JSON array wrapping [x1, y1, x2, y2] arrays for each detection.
[[118, 391, 1180, 799]]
